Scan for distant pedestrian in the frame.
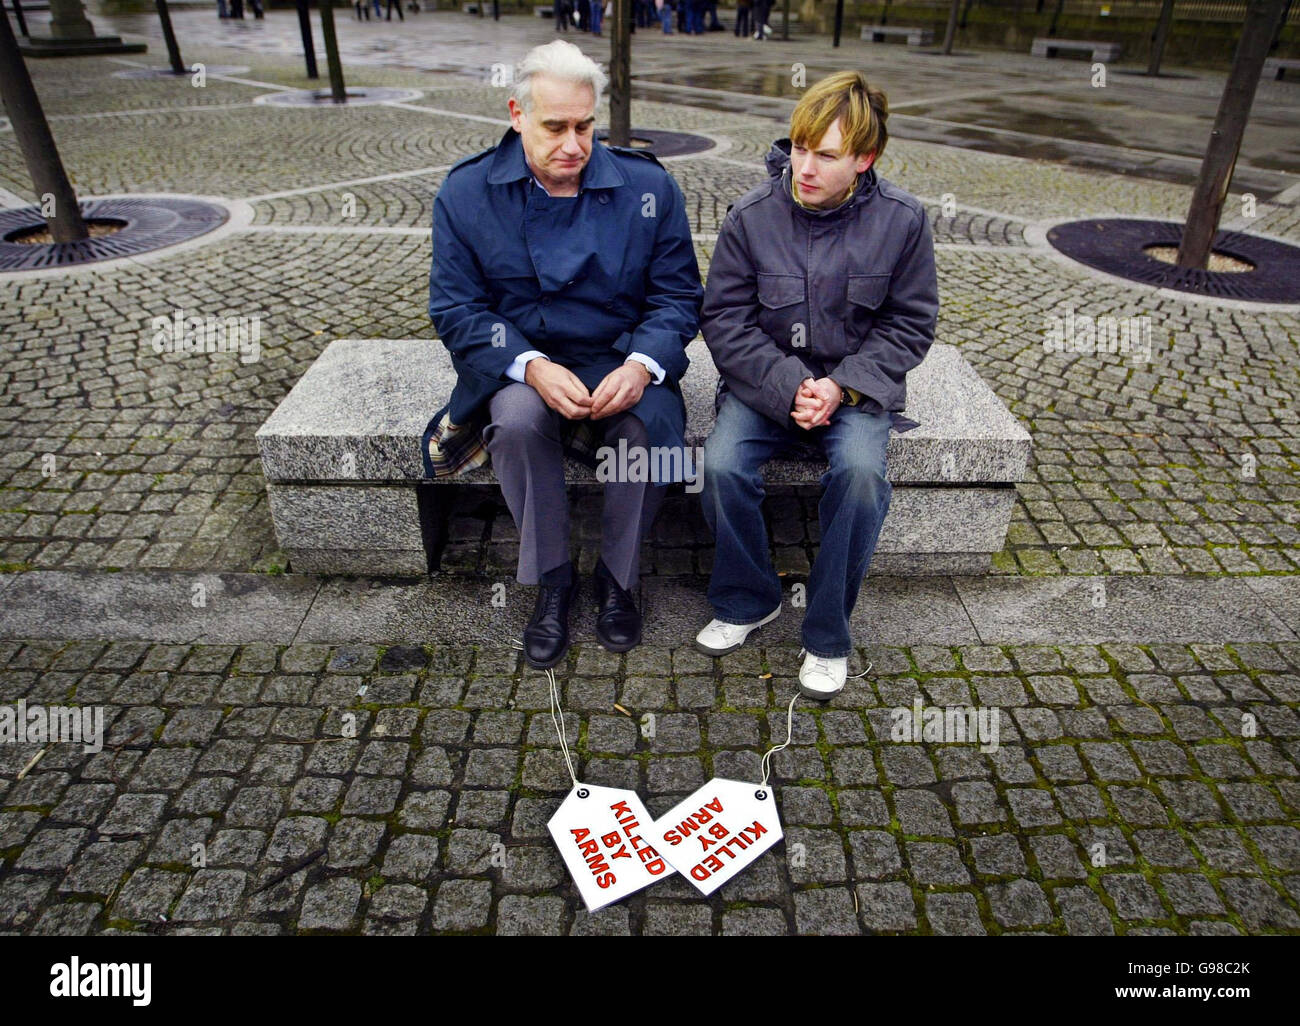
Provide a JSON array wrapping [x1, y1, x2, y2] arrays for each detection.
[[684, 0, 702, 33], [657, 0, 673, 32], [752, 0, 770, 38], [216, 0, 229, 17], [555, 0, 572, 30], [734, 0, 749, 36], [355, 0, 371, 16], [589, 0, 603, 35], [385, 0, 404, 18]]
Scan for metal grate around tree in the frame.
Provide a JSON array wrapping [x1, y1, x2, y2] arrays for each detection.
[[1046, 218, 1300, 303], [0, 196, 229, 272]]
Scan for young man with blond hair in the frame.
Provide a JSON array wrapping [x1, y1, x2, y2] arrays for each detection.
[[696, 70, 938, 698]]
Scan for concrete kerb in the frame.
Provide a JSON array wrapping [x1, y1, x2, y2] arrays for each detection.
[[2, 570, 1299, 646]]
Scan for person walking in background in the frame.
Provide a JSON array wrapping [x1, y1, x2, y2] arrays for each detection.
[[657, 0, 674, 32], [385, 0, 404, 18], [555, 0, 572, 30], [752, 0, 771, 37], [684, 0, 703, 33], [355, 0, 371, 17], [589, 0, 603, 35], [734, 0, 750, 37]]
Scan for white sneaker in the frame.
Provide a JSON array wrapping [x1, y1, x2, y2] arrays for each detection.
[[695, 606, 781, 656], [798, 649, 847, 700]]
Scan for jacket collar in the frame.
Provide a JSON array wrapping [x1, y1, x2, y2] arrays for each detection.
[[486, 127, 627, 191], [765, 137, 880, 219]]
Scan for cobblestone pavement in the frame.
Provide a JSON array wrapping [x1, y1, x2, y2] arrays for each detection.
[[1, 14, 1297, 578], [1, 638, 1298, 935], [1, 12, 1299, 935]]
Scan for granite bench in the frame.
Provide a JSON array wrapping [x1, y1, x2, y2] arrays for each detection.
[[1262, 58, 1300, 82], [860, 25, 933, 47], [256, 338, 1031, 577], [1031, 37, 1121, 62]]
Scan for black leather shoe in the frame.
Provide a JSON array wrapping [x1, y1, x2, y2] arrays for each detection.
[[594, 560, 642, 652], [523, 577, 579, 669]]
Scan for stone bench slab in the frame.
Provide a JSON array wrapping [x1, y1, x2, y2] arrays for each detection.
[[1031, 37, 1122, 62], [256, 338, 1031, 486], [861, 25, 933, 46]]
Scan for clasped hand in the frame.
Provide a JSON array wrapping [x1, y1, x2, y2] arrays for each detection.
[[524, 358, 650, 420], [792, 376, 840, 430]]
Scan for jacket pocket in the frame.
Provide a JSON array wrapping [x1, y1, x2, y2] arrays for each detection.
[[847, 273, 890, 310], [757, 273, 805, 309]]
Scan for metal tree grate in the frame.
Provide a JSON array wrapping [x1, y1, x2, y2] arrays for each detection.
[[595, 129, 715, 159], [256, 87, 423, 107], [1046, 219, 1300, 303], [0, 197, 229, 272]]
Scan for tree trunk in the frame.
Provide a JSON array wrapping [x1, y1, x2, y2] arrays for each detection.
[[0, 3, 88, 241], [1177, 0, 1287, 268]]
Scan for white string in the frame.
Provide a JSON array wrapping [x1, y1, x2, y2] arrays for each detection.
[[545, 666, 579, 788], [760, 690, 799, 788], [759, 656, 874, 787]]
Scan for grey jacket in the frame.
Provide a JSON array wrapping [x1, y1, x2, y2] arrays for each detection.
[[701, 139, 938, 429]]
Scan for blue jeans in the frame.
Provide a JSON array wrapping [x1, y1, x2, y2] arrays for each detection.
[[589, 0, 602, 32], [659, 6, 673, 31], [700, 394, 893, 658]]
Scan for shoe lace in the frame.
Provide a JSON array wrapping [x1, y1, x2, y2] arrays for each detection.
[[538, 584, 566, 617], [798, 648, 874, 679]]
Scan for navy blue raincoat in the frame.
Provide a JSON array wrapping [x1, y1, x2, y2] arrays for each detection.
[[426, 128, 703, 475]]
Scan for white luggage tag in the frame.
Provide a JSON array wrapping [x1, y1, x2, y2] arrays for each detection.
[[649, 778, 783, 896], [537, 666, 675, 912], [648, 688, 812, 895], [548, 782, 676, 912]]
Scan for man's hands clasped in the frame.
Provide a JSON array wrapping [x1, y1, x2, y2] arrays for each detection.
[[524, 357, 651, 420], [792, 376, 841, 430]]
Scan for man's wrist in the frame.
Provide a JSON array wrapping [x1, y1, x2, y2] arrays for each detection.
[[624, 358, 652, 383]]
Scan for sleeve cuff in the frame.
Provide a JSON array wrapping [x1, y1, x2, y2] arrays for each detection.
[[506, 350, 547, 383], [625, 352, 665, 385]]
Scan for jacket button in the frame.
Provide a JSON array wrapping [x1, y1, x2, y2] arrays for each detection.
[[603, 301, 614, 310], [542, 297, 551, 306], [599, 194, 610, 205]]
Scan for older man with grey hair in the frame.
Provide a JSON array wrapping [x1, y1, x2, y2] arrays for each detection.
[[426, 40, 703, 669]]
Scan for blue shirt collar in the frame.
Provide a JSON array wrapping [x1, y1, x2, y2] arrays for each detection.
[[485, 128, 627, 191]]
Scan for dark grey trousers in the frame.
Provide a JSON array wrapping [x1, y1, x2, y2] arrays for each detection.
[[482, 383, 666, 591]]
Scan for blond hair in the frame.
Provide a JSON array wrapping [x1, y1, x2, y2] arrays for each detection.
[[789, 71, 888, 161]]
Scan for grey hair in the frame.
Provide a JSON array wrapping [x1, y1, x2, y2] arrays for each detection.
[[511, 40, 607, 114]]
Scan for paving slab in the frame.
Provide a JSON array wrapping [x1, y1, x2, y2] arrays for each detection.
[[0, 572, 319, 643], [956, 575, 1300, 644]]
